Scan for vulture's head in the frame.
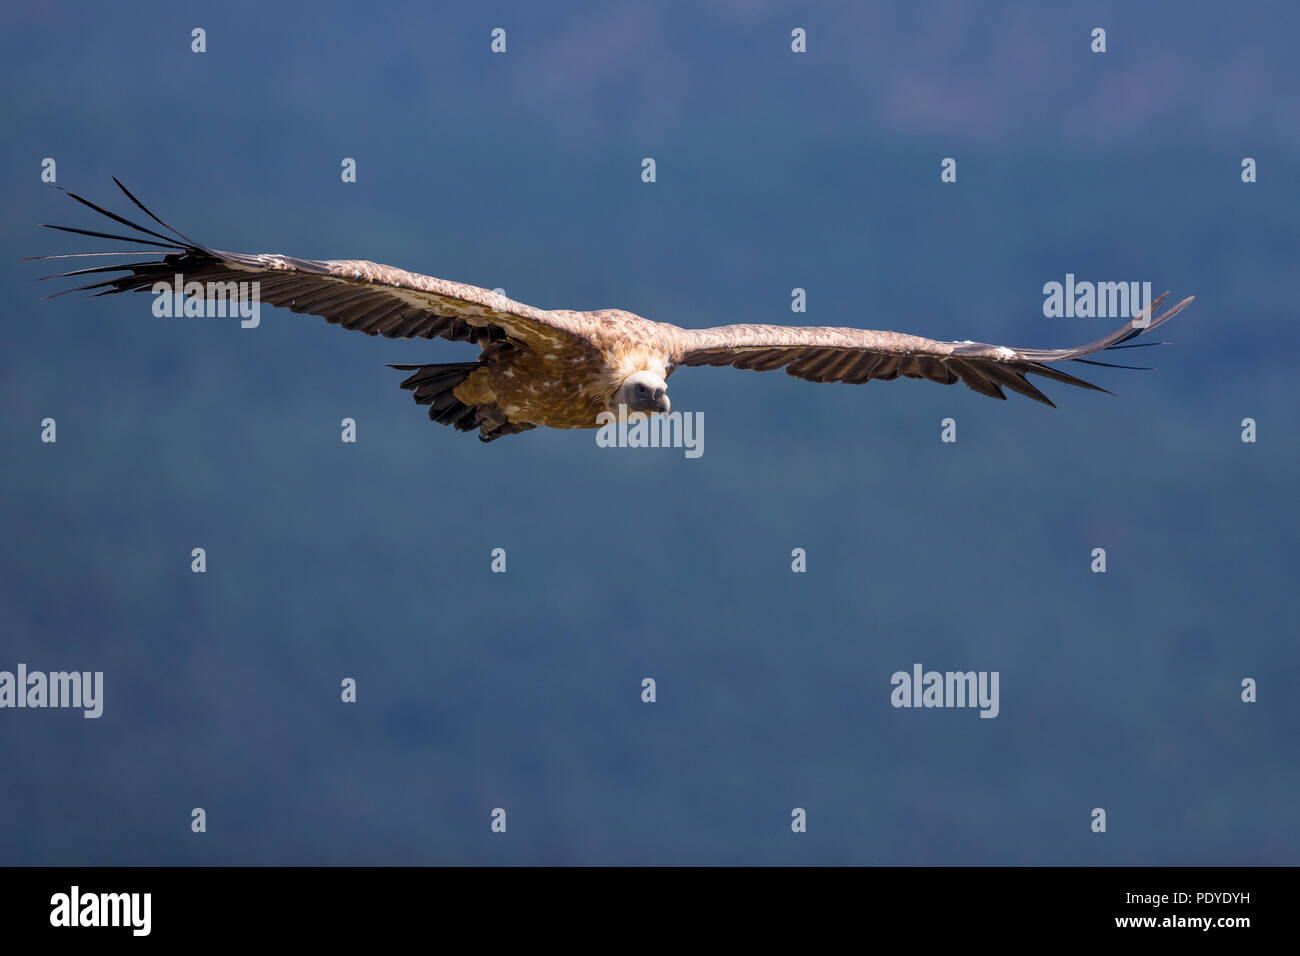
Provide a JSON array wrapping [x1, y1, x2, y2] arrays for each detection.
[[614, 370, 670, 415]]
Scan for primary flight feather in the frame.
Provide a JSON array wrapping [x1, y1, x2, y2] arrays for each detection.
[[30, 180, 1194, 442]]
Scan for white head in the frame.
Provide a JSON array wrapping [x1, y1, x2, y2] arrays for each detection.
[[613, 369, 670, 415]]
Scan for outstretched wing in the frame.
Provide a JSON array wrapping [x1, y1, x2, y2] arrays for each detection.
[[27, 179, 593, 352], [674, 293, 1194, 406]]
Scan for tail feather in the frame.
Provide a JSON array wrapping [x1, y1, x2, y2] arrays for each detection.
[[387, 361, 535, 442]]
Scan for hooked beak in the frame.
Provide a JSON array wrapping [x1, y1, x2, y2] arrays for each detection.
[[654, 389, 670, 414]]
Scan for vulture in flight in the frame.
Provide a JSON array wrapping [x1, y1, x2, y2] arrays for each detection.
[[30, 181, 1194, 442]]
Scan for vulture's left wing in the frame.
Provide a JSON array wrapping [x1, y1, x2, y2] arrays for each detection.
[[674, 293, 1194, 406]]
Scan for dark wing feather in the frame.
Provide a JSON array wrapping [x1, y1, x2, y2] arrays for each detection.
[[27, 181, 595, 352], [674, 292, 1194, 406]]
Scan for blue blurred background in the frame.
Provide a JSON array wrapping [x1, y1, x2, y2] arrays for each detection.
[[2, 1, 1297, 864]]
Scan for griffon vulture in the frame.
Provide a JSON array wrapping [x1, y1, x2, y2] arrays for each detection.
[[29, 180, 1193, 442]]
